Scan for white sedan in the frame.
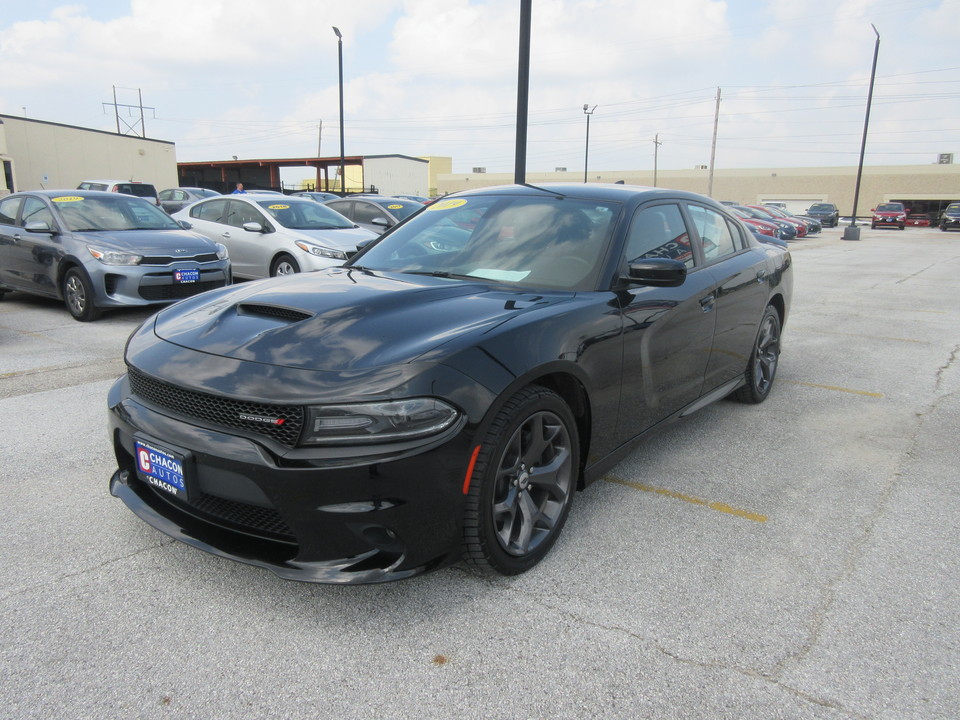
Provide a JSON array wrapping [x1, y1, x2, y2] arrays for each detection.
[[173, 193, 377, 279]]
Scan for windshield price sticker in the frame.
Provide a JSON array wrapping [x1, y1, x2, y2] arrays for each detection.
[[268, 204, 290, 210], [52, 196, 84, 203], [174, 268, 200, 283], [427, 198, 468, 211], [135, 440, 187, 498]]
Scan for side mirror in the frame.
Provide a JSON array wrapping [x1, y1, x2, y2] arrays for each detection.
[[624, 258, 687, 287], [242, 222, 264, 233], [177, 220, 193, 230], [25, 221, 53, 233], [371, 217, 391, 228]]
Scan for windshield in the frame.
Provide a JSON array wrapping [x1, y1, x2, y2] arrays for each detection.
[[52, 194, 181, 231], [350, 195, 621, 292], [877, 204, 904, 212], [256, 199, 355, 230], [810, 204, 834, 211], [947, 204, 960, 213]]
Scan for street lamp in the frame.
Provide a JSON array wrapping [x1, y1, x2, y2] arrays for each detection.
[[583, 104, 597, 183], [333, 26, 345, 195], [844, 24, 881, 241]]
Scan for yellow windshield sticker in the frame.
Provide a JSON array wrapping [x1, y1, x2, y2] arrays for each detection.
[[268, 204, 290, 210], [427, 199, 467, 211], [387, 204, 404, 210], [53, 196, 84, 203]]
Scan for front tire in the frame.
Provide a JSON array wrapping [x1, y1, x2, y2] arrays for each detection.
[[63, 268, 101, 322], [270, 254, 300, 277], [463, 386, 579, 575], [733, 305, 781, 404]]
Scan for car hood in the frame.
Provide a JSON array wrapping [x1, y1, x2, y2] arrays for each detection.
[[153, 268, 567, 371], [74, 228, 215, 254]]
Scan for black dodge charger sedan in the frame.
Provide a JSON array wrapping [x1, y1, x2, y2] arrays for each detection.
[[108, 183, 792, 584]]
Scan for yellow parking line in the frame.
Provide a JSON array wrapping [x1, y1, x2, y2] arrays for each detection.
[[604, 476, 768, 523], [781, 379, 884, 398], [795, 328, 928, 344]]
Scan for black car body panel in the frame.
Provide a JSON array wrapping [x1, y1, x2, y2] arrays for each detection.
[[940, 203, 960, 231], [108, 183, 792, 583]]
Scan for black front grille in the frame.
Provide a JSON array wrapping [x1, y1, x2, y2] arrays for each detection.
[[192, 492, 295, 539], [141, 252, 221, 265], [139, 279, 226, 301], [128, 366, 304, 447]]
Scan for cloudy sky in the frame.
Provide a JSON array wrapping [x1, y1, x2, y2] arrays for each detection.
[[1, 0, 957, 178]]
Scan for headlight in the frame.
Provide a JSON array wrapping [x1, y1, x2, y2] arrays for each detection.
[[302, 398, 460, 446], [294, 240, 347, 260], [87, 246, 142, 265], [215, 242, 229, 260]]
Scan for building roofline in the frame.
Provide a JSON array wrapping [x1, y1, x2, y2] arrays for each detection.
[[0, 113, 175, 146]]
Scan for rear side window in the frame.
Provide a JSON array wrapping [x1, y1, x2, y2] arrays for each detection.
[[192, 198, 229, 223], [0, 196, 23, 225], [686, 204, 738, 262], [117, 184, 158, 199], [78, 182, 107, 191]]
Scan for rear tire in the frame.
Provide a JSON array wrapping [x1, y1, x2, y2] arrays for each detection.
[[63, 268, 101, 322], [463, 386, 579, 576], [733, 305, 781, 404]]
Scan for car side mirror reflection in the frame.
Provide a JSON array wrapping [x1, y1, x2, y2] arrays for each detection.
[[625, 258, 687, 287], [177, 220, 193, 230], [371, 217, 391, 227], [242, 222, 264, 233]]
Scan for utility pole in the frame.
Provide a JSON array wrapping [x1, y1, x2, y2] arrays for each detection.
[[514, 0, 532, 185], [707, 87, 721, 198], [103, 86, 154, 137], [317, 121, 323, 157], [653, 133, 662, 187]]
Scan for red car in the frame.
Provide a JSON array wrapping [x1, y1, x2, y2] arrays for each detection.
[[906, 214, 930, 227], [871, 202, 907, 230], [746, 205, 807, 238], [729, 207, 779, 238]]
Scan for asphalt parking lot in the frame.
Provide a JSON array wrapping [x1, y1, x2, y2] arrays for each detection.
[[2, 225, 958, 719]]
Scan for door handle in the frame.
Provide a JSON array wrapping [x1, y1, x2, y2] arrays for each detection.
[[699, 294, 715, 311], [756, 269, 767, 283]]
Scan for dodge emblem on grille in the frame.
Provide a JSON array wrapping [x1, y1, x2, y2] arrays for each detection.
[[239, 413, 286, 426]]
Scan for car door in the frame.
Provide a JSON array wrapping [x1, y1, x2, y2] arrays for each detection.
[[0, 195, 61, 295], [615, 202, 717, 442], [0, 195, 25, 288], [686, 204, 772, 393], [222, 199, 274, 278]]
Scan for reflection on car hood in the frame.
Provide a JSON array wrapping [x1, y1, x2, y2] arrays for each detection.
[[287, 225, 376, 249], [74, 228, 215, 254], [153, 267, 567, 371]]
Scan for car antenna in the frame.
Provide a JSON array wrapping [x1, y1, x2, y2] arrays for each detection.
[[519, 183, 566, 199]]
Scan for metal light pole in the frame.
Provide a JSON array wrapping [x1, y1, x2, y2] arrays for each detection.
[[333, 26, 345, 195], [653, 133, 662, 187], [514, 0, 532, 185], [583, 104, 597, 183], [844, 24, 881, 241]]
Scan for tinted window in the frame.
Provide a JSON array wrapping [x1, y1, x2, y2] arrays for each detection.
[[53, 194, 180, 231], [625, 204, 694, 268], [255, 200, 354, 230], [687, 205, 737, 262], [372, 199, 422, 221], [192, 198, 229, 223], [354, 201, 388, 224], [0, 196, 23, 225]]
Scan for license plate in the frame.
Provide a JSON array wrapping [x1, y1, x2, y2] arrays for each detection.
[[174, 268, 200, 283], [135, 440, 188, 498]]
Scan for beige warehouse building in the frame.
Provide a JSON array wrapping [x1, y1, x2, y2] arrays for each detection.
[[2, 113, 957, 219]]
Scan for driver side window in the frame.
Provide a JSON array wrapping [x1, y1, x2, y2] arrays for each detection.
[[625, 204, 694, 268]]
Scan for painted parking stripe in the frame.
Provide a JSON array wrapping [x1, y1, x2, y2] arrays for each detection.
[[604, 476, 768, 523], [781, 379, 884, 398]]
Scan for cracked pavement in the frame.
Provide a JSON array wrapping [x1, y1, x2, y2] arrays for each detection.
[[1, 226, 958, 719]]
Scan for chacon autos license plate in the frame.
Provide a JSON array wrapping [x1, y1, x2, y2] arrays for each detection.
[[173, 268, 200, 283], [134, 439, 188, 499]]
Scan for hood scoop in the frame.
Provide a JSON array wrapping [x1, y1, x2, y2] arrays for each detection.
[[236, 303, 314, 323]]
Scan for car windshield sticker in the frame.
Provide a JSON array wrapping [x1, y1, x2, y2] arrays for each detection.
[[53, 196, 84, 203], [268, 204, 290, 210], [387, 204, 404, 209], [427, 199, 468, 211]]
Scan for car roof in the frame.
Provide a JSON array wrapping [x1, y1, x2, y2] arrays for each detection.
[[13, 189, 153, 200], [445, 182, 725, 206]]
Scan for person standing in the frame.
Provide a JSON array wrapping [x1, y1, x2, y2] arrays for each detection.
[[232, 183, 247, 194]]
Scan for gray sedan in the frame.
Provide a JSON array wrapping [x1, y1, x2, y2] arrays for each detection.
[[0, 190, 231, 321]]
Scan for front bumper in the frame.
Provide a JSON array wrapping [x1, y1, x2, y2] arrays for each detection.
[[108, 375, 473, 584], [93, 260, 231, 309]]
